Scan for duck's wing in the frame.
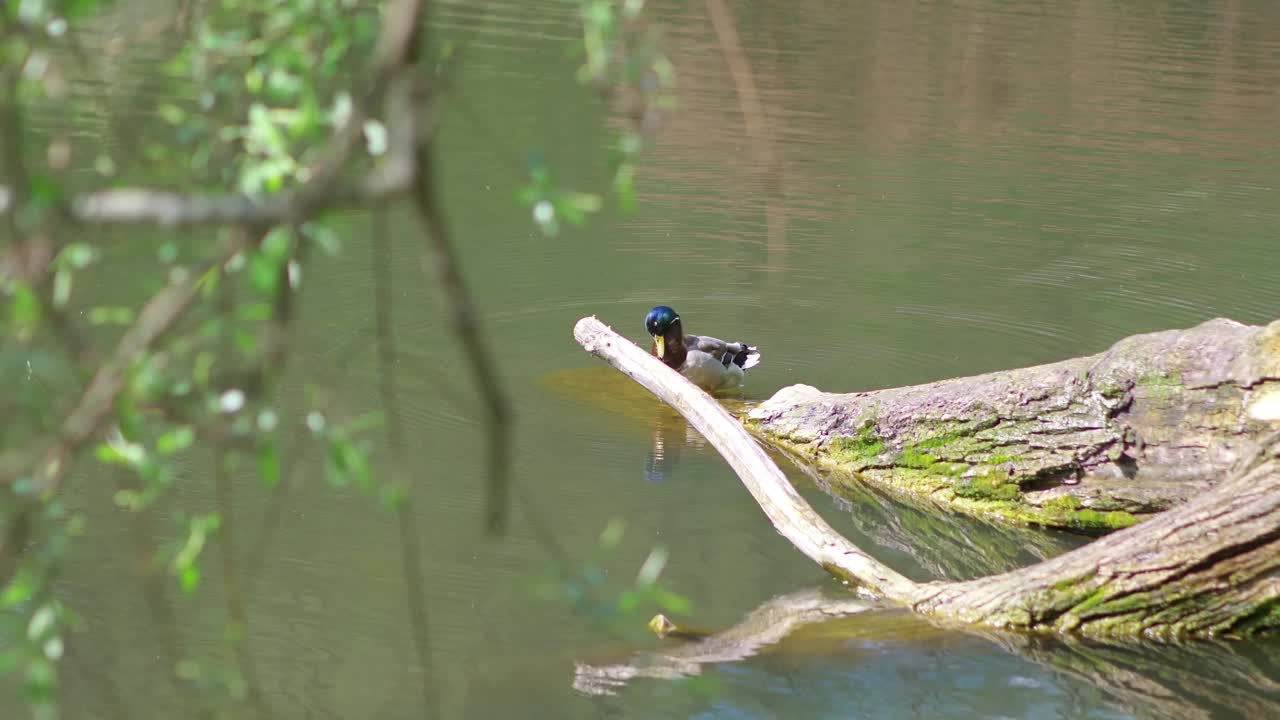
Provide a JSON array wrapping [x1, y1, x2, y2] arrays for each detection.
[[685, 334, 762, 370]]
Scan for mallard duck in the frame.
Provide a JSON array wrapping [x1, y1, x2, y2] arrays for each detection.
[[644, 305, 761, 393]]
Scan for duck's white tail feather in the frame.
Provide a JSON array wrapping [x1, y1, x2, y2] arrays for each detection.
[[739, 347, 761, 370]]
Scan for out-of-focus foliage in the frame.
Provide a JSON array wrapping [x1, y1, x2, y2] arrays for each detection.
[[520, 0, 675, 236], [2, 0, 681, 717]]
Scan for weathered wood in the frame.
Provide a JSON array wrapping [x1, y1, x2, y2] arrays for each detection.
[[573, 315, 1280, 638], [747, 317, 1280, 531]]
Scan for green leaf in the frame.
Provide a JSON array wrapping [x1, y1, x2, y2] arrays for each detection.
[[156, 426, 195, 455], [171, 514, 219, 594], [8, 282, 41, 339], [95, 441, 135, 467], [64, 0, 111, 21], [51, 268, 71, 308], [233, 328, 258, 355], [598, 518, 625, 550], [156, 242, 179, 264], [635, 545, 668, 587], [1, 567, 38, 608], [380, 483, 406, 509], [267, 68, 303, 100], [86, 306, 134, 325], [27, 606, 56, 641], [363, 120, 388, 156], [56, 242, 98, 269], [260, 227, 292, 260], [325, 439, 372, 489], [195, 264, 221, 299], [614, 163, 636, 214], [237, 302, 273, 322], [111, 488, 140, 510], [0, 649, 22, 675], [258, 441, 280, 488], [247, 252, 280, 294], [158, 103, 186, 125], [301, 221, 341, 256], [650, 587, 694, 616], [24, 655, 56, 702], [179, 565, 201, 594]]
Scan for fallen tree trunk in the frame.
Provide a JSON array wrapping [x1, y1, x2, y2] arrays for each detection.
[[746, 317, 1280, 532], [572, 316, 1279, 638]]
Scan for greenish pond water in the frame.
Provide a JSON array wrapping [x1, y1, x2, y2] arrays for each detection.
[[14, 0, 1280, 718]]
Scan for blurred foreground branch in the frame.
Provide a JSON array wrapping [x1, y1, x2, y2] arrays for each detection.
[[0, 0, 511, 532]]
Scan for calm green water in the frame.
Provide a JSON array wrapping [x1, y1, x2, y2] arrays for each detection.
[[16, 0, 1280, 718]]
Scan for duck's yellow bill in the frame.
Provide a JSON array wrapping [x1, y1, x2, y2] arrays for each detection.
[[655, 335, 665, 358]]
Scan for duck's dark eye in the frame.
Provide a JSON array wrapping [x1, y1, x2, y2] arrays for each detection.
[[645, 305, 678, 336]]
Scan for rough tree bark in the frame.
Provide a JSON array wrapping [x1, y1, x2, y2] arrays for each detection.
[[572, 316, 1279, 639], [747, 317, 1280, 531]]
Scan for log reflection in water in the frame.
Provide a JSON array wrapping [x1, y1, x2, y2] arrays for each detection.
[[982, 631, 1280, 720], [575, 586, 1280, 720], [572, 588, 879, 697], [779, 451, 1085, 582]]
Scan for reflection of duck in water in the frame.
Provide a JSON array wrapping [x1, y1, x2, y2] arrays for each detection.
[[644, 306, 761, 393], [644, 411, 707, 484]]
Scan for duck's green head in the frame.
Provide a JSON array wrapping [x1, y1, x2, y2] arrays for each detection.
[[645, 305, 682, 358]]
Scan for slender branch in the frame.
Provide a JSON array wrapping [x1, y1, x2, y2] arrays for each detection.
[[110, 469, 183, 690], [373, 209, 440, 718], [572, 316, 918, 600], [703, 0, 788, 268], [213, 272, 270, 717], [0, 0, 428, 230], [0, 65, 30, 234], [0, 265, 207, 492], [0, 0, 434, 494], [410, 143, 512, 535], [1, 61, 92, 361], [214, 450, 270, 717], [243, 329, 374, 596], [8, 170, 409, 228], [406, 5, 512, 535], [703, 0, 773, 167]]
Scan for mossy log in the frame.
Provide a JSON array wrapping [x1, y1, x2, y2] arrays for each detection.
[[747, 317, 1280, 531], [573, 316, 1279, 638]]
